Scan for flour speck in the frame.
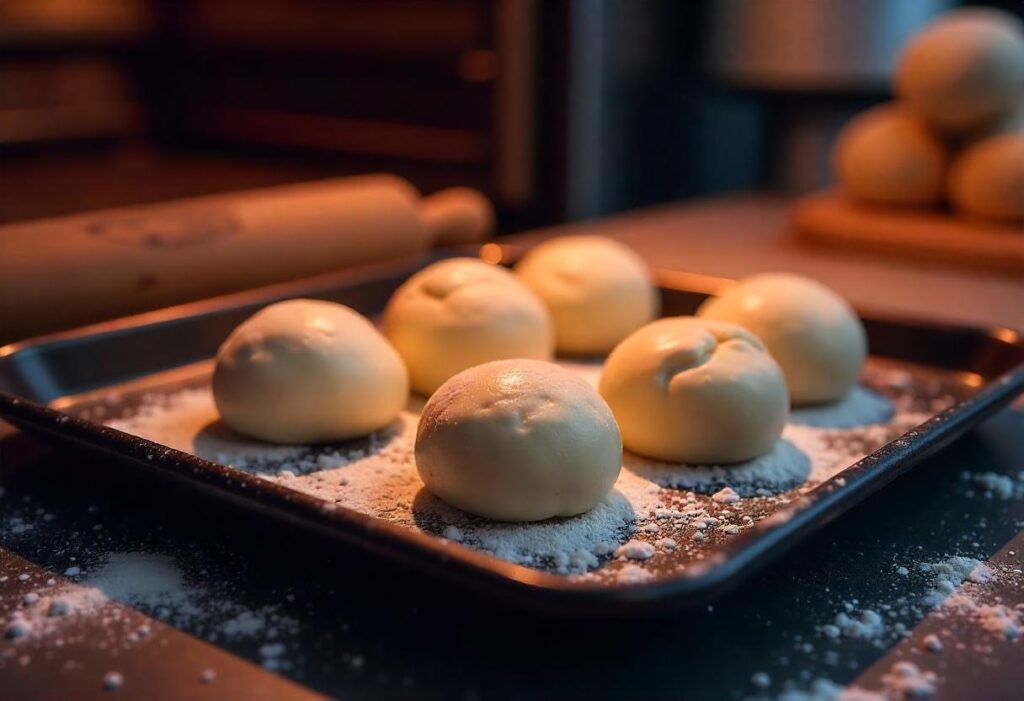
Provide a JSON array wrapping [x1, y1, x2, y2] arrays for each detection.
[[103, 671, 124, 691]]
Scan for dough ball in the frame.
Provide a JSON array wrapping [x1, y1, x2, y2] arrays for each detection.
[[385, 258, 553, 396], [982, 98, 1024, 136], [894, 8, 1024, 135], [516, 236, 659, 355], [213, 299, 408, 444], [415, 359, 622, 522], [832, 104, 948, 207], [948, 132, 1024, 223], [697, 273, 867, 405], [598, 317, 789, 465]]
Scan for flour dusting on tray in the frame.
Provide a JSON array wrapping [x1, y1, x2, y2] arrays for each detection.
[[105, 362, 956, 582]]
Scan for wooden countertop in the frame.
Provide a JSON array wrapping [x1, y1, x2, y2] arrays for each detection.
[[512, 194, 1024, 332]]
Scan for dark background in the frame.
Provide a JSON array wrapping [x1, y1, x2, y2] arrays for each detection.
[[4, 0, 1021, 230]]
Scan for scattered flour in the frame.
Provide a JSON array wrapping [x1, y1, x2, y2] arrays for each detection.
[[776, 660, 937, 701], [778, 678, 882, 701], [789, 551, 1021, 700], [2, 551, 301, 671], [921, 634, 943, 653], [789, 387, 895, 429], [972, 603, 1022, 641], [615, 564, 654, 584], [960, 471, 1022, 500], [103, 363, 951, 583], [713, 487, 741, 504], [103, 671, 124, 690], [919, 557, 993, 607], [616, 540, 656, 561], [940, 594, 1023, 642], [624, 439, 811, 496], [88, 553, 199, 614], [829, 610, 886, 641], [880, 661, 937, 699]]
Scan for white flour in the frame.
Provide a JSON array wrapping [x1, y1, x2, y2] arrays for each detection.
[[961, 470, 1023, 500], [789, 387, 895, 429], [2, 551, 300, 673], [920, 556, 993, 607], [879, 661, 937, 699], [778, 545, 1023, 700], [826, 610, 885, 641], [777, 678, 881, 701], [105, 361, 949, 582], [941, 594, 1023, 641], [624, 437, 812, 495], [775, 660, 937, 701]]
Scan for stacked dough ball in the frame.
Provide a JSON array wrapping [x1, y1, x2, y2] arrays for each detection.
[[834, 8, 1024, 223]]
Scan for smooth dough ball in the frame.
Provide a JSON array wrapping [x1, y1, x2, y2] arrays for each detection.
[[948, 132, 1024, 223], [832, 104, 948, 207], [697, 273, 867, 406], [982, 98, 1024, 136], [516, 236, 659, 355], [415, 359, 622, 522], [895, 9, 1024, 135], [598, 317, 789, 465], [213, 299, 408, 443], [385, 258, 553, 396]]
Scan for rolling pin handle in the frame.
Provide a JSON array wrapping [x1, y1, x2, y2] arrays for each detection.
[[419, 187, 495, 247]]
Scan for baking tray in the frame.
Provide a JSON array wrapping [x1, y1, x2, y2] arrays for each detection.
[[2, 247, 1023, 615]]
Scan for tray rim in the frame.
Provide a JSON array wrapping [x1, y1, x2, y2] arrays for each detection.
[[2, 247, 1024, 613]]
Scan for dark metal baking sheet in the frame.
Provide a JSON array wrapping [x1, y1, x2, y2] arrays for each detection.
[[2, 248, 1023, 614]]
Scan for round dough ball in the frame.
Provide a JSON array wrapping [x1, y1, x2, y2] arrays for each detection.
[[516, 236, 658, 355], [415, 359, 622, 522], [213, 299, 408, 443], [385, 258, 553, 396], [697, 273, 867, 405], [948, 132, 1024, 223], [832, 104, 948, 207], [598, 317, 789, 465], [894, 8, 1024, 135], [982, 97, 1024, 136]]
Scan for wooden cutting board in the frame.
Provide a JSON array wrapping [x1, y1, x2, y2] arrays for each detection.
[[792, 191, 1024, 276]]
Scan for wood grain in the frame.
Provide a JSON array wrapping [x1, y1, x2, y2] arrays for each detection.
[[792, 192, 1024, 276]]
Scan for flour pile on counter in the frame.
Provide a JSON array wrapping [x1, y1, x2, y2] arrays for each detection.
[[816, 556, 1004, 648], [777, 660, 938, 701], [106, 362, 953, 581], [1, 551, 300, 673], [759, 549, 1022, 701]]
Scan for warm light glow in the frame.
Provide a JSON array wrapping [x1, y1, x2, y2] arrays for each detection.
[[991, 328, 1021, 345], [959, 372, 984, 388], [497, 369, 526, 391]]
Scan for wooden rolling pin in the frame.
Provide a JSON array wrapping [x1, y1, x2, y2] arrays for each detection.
[[0, 174, 493, 343]]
